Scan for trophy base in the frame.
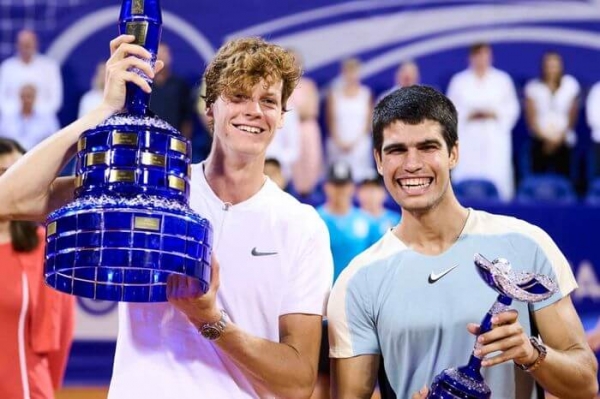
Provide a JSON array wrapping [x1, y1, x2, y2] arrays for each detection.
[[45, 195, 212, 302], [428, 368, 490, 399]]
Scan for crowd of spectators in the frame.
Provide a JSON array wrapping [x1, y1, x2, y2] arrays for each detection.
[[2, 29, 600, 206]]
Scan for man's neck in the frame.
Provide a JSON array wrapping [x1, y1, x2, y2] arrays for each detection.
[[395, 197, 469, 256], [203, 152, 267, 205]]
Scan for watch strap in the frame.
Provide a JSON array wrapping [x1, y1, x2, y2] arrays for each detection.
[[516, 336, 547, 372]]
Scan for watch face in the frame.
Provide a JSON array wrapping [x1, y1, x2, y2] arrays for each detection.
[[201, 326, 221, 340]]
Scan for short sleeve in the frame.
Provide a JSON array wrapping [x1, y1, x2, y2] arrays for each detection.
[[527, 225, 577, 311], [327, 268, 380, 358]]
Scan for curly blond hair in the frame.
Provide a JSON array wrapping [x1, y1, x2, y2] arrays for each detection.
[[203, 37, 301, 113]]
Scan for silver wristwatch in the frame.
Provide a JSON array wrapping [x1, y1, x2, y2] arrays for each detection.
[[199, 310, 229, 340]]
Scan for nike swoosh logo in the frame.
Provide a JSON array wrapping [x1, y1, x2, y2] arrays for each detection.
[[251, 247, 278, 257], [428, 265, 459, 284]]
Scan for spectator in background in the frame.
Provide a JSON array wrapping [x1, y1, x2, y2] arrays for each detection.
[[78, 62, 106, 118], [447, 43, 519, 201], [0, 29, 63, 116], [265, 96, 301, 183], [264, 157, 288, 190], [356, 172, 401, 237], [524, 51, 579, 177], [317, 161, 379, 281], [376, 60, 420, 104], [289, 50, 325, 197], [0, 137, 75, 399], [0, 84, 60, 150], [586, 80, 600, 177], [326, 58, 375, 183], [150, 42, 194, 139]]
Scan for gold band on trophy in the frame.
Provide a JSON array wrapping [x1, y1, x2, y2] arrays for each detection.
[[169, 138, 187, 155], [109, 170, 136, 183], [77, 137, 87, 152], [126, 21, 149, 46], [134, 216, 161, 231], [112, 132, 139, 146], [74, 175, 83, 189], [168, 175, 186, 192], [47, 221, 57, 236], [132, 0, 144, 14], [141, 152, 166, 167], [86, 152, 109, 167]]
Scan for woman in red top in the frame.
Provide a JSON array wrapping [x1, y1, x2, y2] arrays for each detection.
[[0, 138, 75, 399]]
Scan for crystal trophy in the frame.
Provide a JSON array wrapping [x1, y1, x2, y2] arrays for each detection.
[[44, 0, 213, 302], [427, 253, 557, 399]]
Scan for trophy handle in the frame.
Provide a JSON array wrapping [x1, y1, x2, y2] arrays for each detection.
[[118, 0, 163, 115], [460, 294, 513, 379]]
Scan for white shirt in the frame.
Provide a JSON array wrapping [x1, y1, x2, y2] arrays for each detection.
[[586, 82, 600, 143], [0, 54, 63, 115], [108, 164, 333, 399], [0, 110, 60, 150], [524, 75, 580, 146], [447, 67, 520, 201]]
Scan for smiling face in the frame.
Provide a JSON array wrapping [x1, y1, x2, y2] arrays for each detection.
[[207, 79, 284, 159], [375, 119, 458, 213]]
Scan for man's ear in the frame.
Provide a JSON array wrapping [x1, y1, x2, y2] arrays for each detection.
[[374, 149, 383, 174], [205, 104, 213, 121], [449, 142, 459, 170], [276, 111, 285, 130]]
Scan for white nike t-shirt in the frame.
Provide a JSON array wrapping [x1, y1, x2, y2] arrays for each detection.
[[108, 163, 333, 399]]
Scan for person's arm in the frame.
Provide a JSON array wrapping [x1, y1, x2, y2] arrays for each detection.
[[496, 74, 520, 131], [473, 297, 598, 399], [0, 35, 161, 222], [326, 91, 341, 146], [587, 85, 600, 132], [167, 258, 323, 399], [364, 90, 373, 136], [524, 95, 544, 139], [331, 355, 379, 399]]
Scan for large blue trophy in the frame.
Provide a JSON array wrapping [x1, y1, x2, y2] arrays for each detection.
[[427, 254, 557, 399], [44, 0, 212, 302]]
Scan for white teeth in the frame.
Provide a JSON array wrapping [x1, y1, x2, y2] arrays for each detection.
[[400, 178, 432, 188], [237, 125, 262, 134]]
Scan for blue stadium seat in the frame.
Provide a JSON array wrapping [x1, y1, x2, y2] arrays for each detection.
[[516, 174, 577, 204], [585, 178, 600, 205], [453, 179, 501, 203]]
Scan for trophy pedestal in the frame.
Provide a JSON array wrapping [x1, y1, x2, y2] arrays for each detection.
[[429, 366, 490, 399]]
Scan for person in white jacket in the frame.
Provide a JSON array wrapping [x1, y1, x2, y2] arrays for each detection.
[[447, 43, 519, 201]]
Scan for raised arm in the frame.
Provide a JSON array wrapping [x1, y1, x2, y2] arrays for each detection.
[[331, 355, 380, 399], [0, 35, 162, 222]]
